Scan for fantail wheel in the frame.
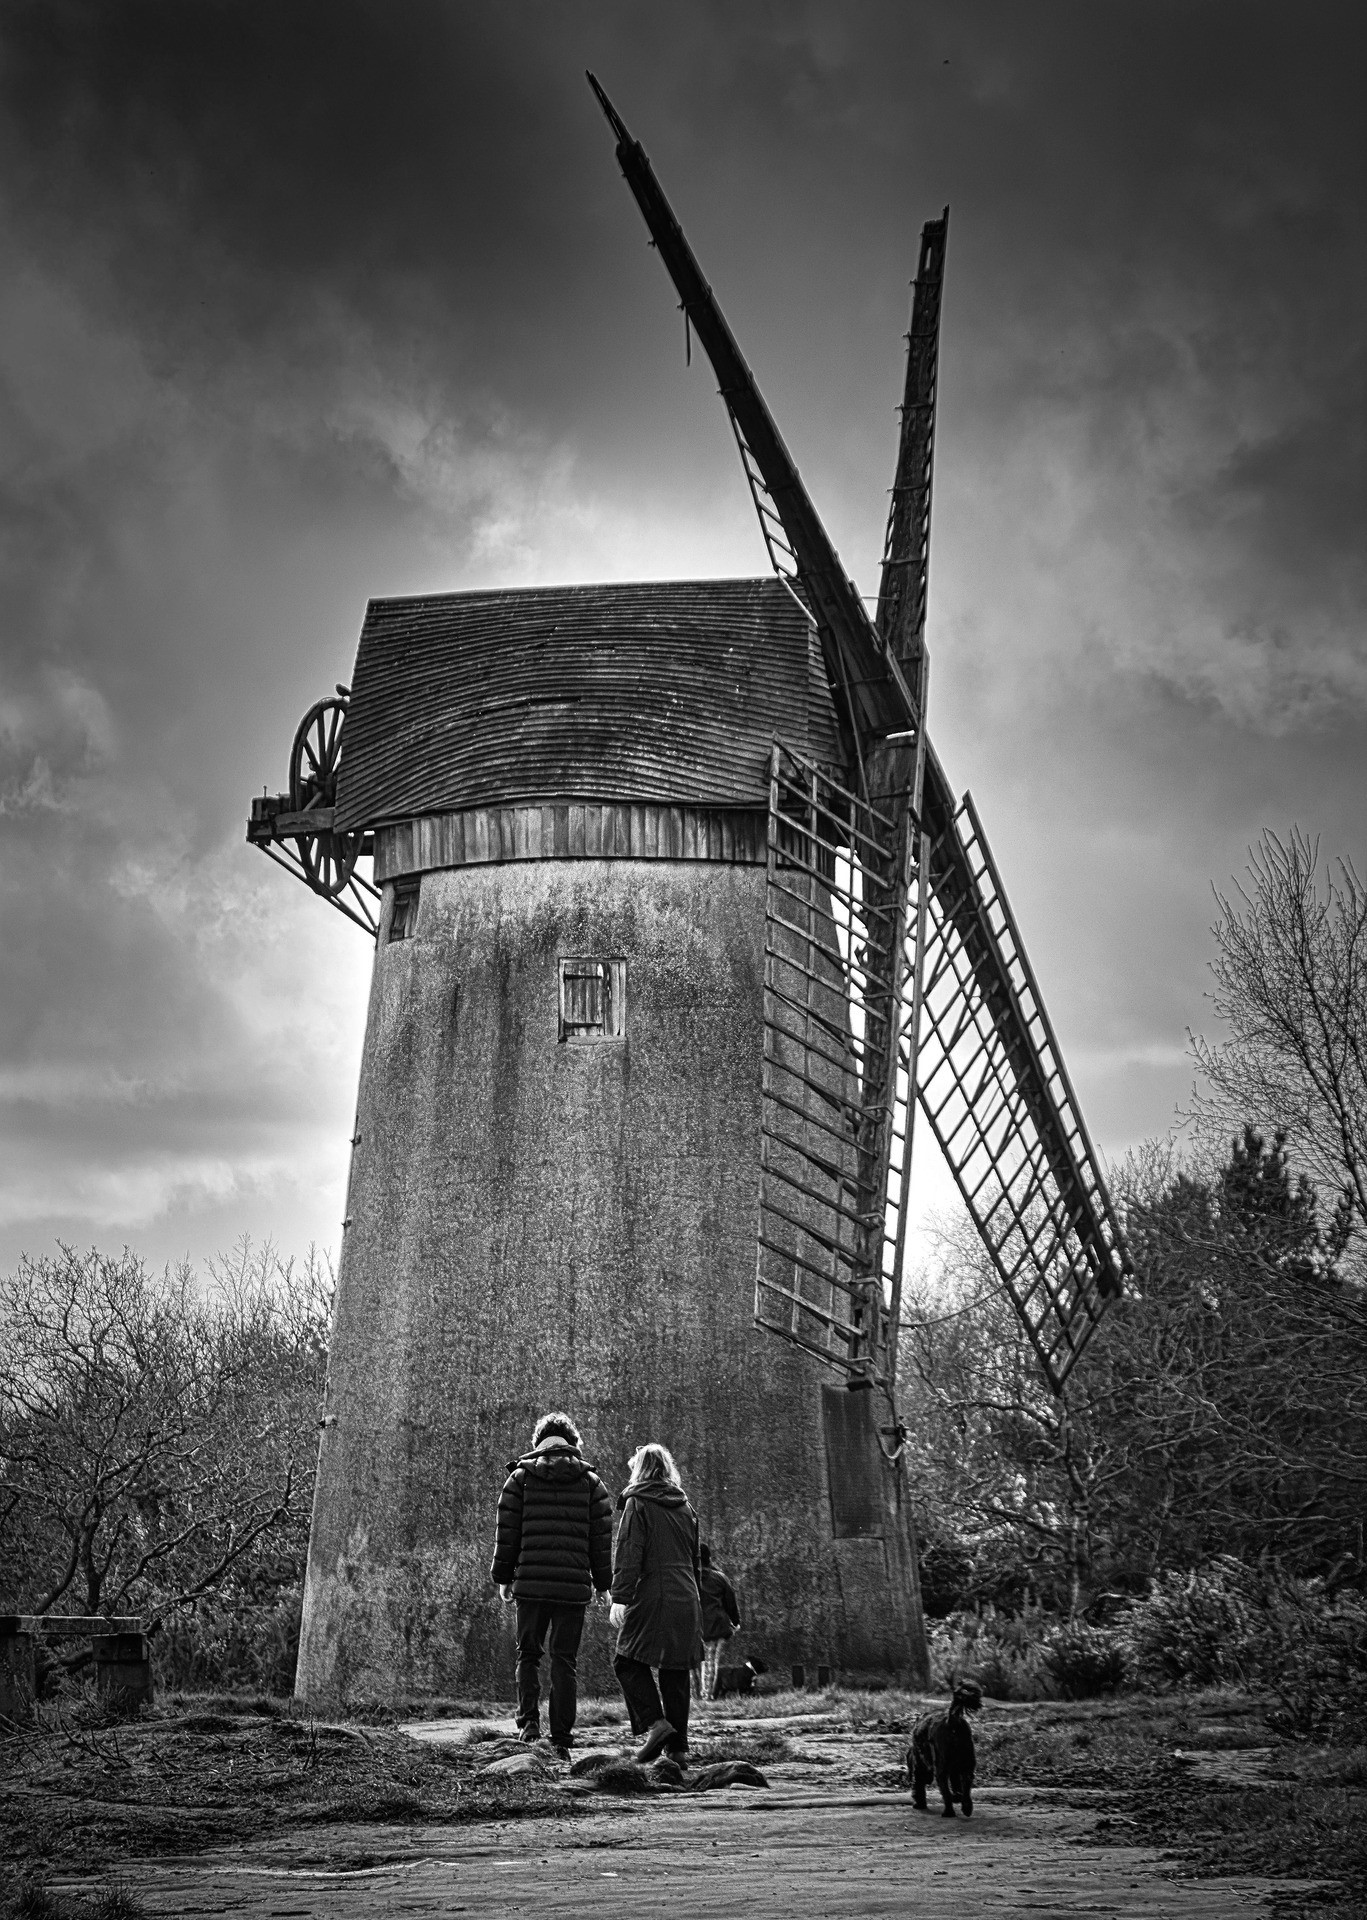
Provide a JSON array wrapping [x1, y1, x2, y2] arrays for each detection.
[[289, 695, 362, 898]]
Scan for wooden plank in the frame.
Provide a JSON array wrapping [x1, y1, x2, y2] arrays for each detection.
[[272, 807, 336, 835], [5, 1616, 142, 1638], [359, 805, 777, 882]]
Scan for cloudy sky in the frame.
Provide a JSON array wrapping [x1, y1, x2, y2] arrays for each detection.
[[1, 1, 1362, 1275]]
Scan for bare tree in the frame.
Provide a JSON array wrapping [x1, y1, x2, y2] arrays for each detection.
[[0, 1242, 329, 1633], [1191, 828, 1367, 1262], [899, 1213, 1133, 1616]]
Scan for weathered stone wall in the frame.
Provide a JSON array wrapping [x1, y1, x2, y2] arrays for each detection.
[[296, 857, 921, 1706]]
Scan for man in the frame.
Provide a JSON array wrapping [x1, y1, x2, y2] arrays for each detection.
[[697, 1541, 742, 1700], [490, 1411, 612, 1756]]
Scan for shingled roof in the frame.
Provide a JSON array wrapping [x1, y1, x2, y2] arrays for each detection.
[[332, 577, 844, 831]]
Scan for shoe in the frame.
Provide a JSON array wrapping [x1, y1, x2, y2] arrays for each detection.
[[552, 1743, 572, 1761], [633, 1718, 677, 1764], [517, 1725, 541, 1744]]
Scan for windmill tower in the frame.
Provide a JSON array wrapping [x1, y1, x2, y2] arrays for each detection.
[[249, 83, 1129, 1709]]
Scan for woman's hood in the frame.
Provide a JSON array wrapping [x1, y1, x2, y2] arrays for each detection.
[[618, 1479, 689, 1510]]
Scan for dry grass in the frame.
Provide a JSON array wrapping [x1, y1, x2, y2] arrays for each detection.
[[686, 1728, 799, 1766], [6, 1870, 150, 1919], [693, 1685, 847, 1720], [575, 1699, 628, 1727], [6, 1683, 1365, 1914], [0, 1689, 573, 1884]]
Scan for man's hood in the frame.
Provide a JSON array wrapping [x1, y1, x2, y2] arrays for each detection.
[[508, 1435, 596, 1478]]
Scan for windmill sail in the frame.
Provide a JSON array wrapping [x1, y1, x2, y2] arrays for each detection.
[[588, 75, 1129, 1397], [878, 209, 948, 677], [586, 72, 919, 756], [757, 742, 913, 1384], [909, 767, 1128, 1388]]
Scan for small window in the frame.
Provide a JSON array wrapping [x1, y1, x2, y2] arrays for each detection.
[[388, 877, 420, 943], [559, 957, 626, 1043]]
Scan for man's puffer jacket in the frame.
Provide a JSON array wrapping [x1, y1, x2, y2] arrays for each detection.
[[489, 1437, 614, 1604]]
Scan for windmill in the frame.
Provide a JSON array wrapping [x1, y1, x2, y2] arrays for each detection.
[[585, 75, 1130, 1417], [246, 79, 1132, 1706]]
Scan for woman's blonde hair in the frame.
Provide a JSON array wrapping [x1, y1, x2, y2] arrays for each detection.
[[628, 1442, 681, 1487]]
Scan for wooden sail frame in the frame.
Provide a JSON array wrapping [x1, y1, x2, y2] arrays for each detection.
[[585, 73, 1133, 1397]]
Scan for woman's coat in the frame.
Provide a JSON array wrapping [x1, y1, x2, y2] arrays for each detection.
[[611, 1479, 704, 1668]]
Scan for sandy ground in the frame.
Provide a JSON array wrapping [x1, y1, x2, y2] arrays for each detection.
[[42, 1708, 1325, 1919]]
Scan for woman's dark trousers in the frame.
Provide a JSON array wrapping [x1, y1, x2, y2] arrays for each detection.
[[614, 1653, 691, 1750], [516, 1600, 585, 1744]]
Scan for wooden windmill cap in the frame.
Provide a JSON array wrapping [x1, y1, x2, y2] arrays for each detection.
[[332, 577, 842, 833]]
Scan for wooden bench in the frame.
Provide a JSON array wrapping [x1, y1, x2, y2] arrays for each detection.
[[0, 1615, 153, 1724]]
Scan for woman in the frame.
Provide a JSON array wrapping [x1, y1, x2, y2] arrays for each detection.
[[609, 1441, 704, 1762]]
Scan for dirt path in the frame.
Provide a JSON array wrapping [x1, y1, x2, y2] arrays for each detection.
[[48, 1782, 1321, 1918]]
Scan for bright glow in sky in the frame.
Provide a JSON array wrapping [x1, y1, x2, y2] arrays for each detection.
[[1, 1, 1362, 1275]]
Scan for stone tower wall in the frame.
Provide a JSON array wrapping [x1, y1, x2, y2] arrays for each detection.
[[295, 855, 921, 1707]]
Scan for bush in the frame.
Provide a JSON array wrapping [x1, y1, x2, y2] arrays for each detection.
[[1121, 1557, 1367, 1741], [1120, 1559, 1258, 1689], [1040, 1621, 1127, 1699], [153, 1578, 303, 1695], [927, 1605, 1126, 1702]]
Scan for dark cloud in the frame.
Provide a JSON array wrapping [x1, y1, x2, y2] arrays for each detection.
[[0, 0, 1363, 1266]]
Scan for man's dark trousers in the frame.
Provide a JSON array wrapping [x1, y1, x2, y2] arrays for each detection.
[[516, 1600, 586, 1744]]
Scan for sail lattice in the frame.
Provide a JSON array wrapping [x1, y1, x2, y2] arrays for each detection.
[[908, 787, 1129, 1391], [758, 746, 1129, 1396], [756, 745, 912, 1383]]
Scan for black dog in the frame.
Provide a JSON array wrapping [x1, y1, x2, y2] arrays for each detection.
[[907, 1678, 982, 1817], [712, 1658, 767, 1698]]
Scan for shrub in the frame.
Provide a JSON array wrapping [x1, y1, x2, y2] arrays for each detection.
[[1120, 1559, 1258, 1689], [927, 1605, 1128, 1702], [153, 1579, 302, 1695], [1040, 1622, 1127, 1699], [1121, 1556, 1367, 1741]]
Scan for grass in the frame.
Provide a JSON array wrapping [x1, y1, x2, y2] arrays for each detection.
[[686, 1728, 798, 1766], [0, 1688, 576, 1884], [959, 1692, 1367, 1913], [5, 1874, 149, 1920], [691, 1685, 847, 1720], [7, 1682, 1366, 1914], [576, 1699, 628, 1727], [828, 1683, 1367, 1909]]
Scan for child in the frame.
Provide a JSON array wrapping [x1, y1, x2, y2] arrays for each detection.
[[697, 1542, 742, 1700]]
